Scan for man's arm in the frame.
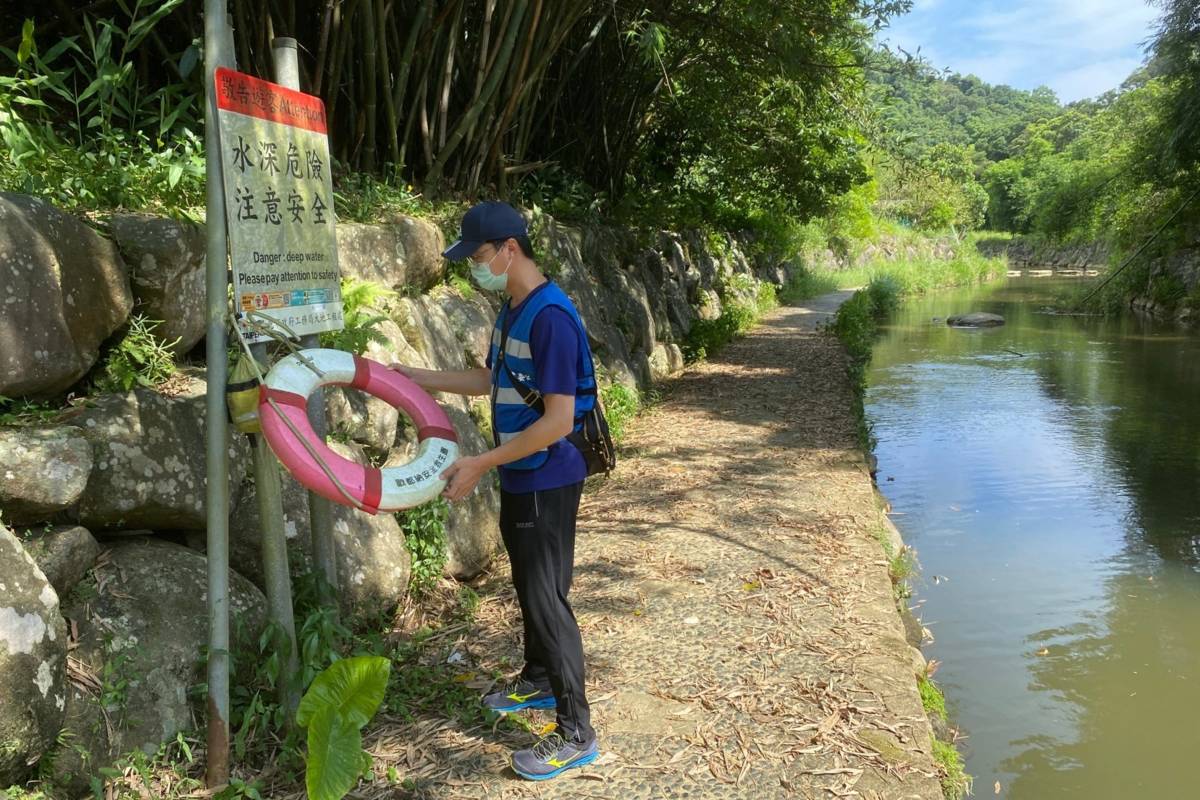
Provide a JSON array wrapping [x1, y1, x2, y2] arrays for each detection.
[[439, 393, 574, 501], [391, 365, 491, 397]]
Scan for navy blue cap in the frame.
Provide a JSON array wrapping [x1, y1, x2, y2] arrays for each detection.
[[442, 201, 528, 260]]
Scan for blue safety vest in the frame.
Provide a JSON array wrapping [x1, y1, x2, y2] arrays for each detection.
[[489, 282, 598, 470]]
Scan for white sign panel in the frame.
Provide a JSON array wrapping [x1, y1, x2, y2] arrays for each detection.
[[215, 67, 343, 341]]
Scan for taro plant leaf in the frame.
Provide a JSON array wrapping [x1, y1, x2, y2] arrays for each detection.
[[304, 706, 363, 800], [297, 655, 391, 730]]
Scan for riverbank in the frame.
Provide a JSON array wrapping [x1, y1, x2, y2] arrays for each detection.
[[322, 291, 947, 799]]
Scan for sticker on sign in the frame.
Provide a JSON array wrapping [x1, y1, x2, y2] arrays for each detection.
[[215, 67, 343, 341]]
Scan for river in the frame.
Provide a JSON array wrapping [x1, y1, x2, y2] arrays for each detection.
[[865, 278, 1200, 798]]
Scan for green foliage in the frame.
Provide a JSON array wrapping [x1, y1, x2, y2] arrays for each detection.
[[599, 382, 640, 444], [384, 634, 487, 726], [682, 304, 756, 364], [932, 737, 971, 800], [834, 246, 1007, 295], [681, 272, 781, 363], [779, 267, 840, 305], [1149, 0, 1200, 172], [94, 315, 178, 393], [918, 675, 947, 722], [332, 170, 445, 224], [0, 396, 68, 427], [0, 10, 205, 213], [868, 49, 1062, 164], [298, 656, 390, 800], [396, 498, 450, 595], [320, 278, 397, 355], [829, 276, 900, 450]]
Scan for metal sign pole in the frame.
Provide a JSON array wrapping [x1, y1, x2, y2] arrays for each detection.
[[272, 36, 340, 607], [203, 0, 233, 787]]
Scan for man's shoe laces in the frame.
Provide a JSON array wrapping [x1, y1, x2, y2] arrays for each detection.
[[532, 733, 567, 761]]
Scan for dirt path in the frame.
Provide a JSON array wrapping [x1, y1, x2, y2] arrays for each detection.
[[367, 291, 942, 800]]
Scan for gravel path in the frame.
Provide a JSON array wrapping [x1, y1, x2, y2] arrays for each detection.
[[366, 291, 943, 800]]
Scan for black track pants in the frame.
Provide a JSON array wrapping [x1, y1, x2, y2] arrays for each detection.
[[499, 482, 594, 744]]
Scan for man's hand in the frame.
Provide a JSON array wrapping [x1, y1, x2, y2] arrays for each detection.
[[440, 454, 490, 502], [390, 363, 431, 389]]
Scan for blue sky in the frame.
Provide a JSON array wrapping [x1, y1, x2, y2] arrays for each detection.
[[878, 0, 1161, 103]]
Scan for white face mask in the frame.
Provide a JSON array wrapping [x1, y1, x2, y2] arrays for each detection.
[[470, 247, 512, 292]]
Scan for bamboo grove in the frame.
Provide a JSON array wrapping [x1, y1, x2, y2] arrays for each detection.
[[0, 0, 911, 221]]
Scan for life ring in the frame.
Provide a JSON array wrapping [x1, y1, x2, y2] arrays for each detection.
[[258, 349, 459, 513]]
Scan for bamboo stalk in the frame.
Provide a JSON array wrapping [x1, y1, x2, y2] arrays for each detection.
[[312, 0, 336, 95], [376, 0, 400, 168], [424, 0, 529, 191], [435, 0, 464, 152], [361, 0, 378, 171]]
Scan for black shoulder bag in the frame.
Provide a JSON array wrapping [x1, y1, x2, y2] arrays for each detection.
[[494, 303, 617, 477]]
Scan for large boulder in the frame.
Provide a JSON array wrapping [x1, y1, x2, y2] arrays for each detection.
[[429, 287, 497, 368], [396, 295, 471, 373], [107, 214, 207, 353], [18, 525, 101, 598], [0, 193, 134, 397], [648, 342, 685, 381], [324, 386, 399, 453], [0, 524, 68, 786], [542, 221, 637, 385], [336, 216, 446, 293], [62, 372, 251, 531], [0, 427, 93, 525], [51, 538, 266, 792], [438, 405, 501, 579], [230, 442, 411, 619]]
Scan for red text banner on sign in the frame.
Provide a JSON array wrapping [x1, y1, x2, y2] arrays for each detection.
[[214, 67, 327, 135]]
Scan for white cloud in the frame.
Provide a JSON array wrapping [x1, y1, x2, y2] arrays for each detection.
[[1049, 56, 1144, 101], [879, 0, 1159, 101]]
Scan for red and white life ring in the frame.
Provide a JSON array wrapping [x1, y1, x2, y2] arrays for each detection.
[[258, 349, 459, 513]]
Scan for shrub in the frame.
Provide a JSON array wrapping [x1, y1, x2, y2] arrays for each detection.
[[396, 498, 450, 595], [599, 382, 640, 444], [320, 279, 396, 355], [94, 315, 178, 393]]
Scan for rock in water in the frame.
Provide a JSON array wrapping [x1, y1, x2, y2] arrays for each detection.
[[946, 312, 1005, 327]]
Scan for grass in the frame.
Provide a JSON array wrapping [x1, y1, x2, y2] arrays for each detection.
[[778, 266, 840, 304], [932, 737, 971, 800], [920, 672, 971, 799], [600, 381, 641, 444], [827, 276, 901, 451], [830, 247, 1008, 294], [888, 546, 918, 600], [918, 675, 948, 723], [681, 273, 779, 363]]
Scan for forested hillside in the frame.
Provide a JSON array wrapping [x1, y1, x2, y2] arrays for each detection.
[[867, 0, 1199, 291]]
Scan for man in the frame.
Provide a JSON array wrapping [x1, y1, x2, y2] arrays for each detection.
[[392, 201, 600, 781]]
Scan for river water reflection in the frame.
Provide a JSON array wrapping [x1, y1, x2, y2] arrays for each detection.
[[865, 278, 1200, 798]]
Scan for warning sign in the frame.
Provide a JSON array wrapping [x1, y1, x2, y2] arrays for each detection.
[[215, 67, 343, 341]]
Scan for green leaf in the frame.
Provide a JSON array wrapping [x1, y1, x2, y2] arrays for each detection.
[[305, 707, 363, 800], [17, 19, 34, 65], [297, 655, 390, 730], [179, 44, 199, 78]]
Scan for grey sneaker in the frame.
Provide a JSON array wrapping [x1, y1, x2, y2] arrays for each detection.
[[482, 678, 556, 713], [511, 732, 599, 780]]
